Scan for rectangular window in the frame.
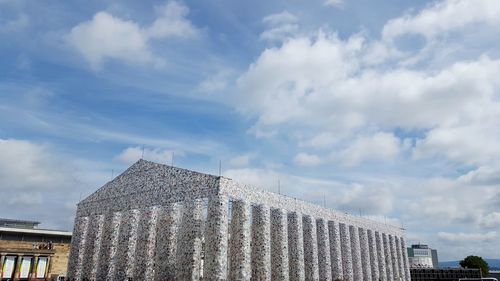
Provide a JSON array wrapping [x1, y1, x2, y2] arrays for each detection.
[[36, 257, 48, 278], [2, 256, 16, 279], [19, 257, 33, 279]]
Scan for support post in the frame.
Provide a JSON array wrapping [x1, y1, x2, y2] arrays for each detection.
[[67, 216, 89, 281], [154, 203, 181, 281], [400, 237, 411, 281], [13, 255, 22, 281], [303, 215, 319, 281], [328, 221, 343, 280], [287, 212, 305, 281], [134, 206, 160, 280], [359, 227, 372, 281], [229, 200, 252, 280], [383, 233, 394, 281], [390, 235, 400, 280], [96, 212, 122, 281], [0, 254, 5, 278], [44, 256, 51, 280], [271, 208, 289, 281], [376, 232, 387, 281], [395, 236, 406, 281], [339, 223, 353, 281], [82, 214, 105, 280], [367, 230, 380, 281], [251, 204, 271, 281], [175, 199, 204, 280], [316, 218, 332, 281], [29, 255, 38, 281], [204, 196, 229, 280], [114, 209, 140, 281], [349, 226, 362, 281]]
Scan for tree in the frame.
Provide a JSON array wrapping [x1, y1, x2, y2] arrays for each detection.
[[460, 255, 489, 276]]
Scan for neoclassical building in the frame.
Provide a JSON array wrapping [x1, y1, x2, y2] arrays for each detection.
[[67, 159, 410, 281]]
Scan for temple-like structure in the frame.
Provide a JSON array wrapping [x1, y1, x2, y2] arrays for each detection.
[[67, 159, 410, 281]]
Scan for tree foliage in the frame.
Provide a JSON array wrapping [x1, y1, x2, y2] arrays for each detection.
[[460, 255, 489, 276]]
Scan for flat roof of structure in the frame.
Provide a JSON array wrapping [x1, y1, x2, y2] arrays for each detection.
[[0, 227, 72, 237], [0, 218, 41, 225]]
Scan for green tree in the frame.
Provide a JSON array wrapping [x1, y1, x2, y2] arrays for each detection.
[[459, 255, 489, 276]]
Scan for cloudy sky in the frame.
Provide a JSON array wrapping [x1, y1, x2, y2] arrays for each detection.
[[1, 0, 500, 260]]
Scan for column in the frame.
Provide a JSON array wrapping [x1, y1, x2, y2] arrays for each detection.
[[229, 200, 252, 280], [81, 214, 105, 280], [251, 204, 271, 281], [395, 236, 406, 281], [29, 255, 39, 280], [328, 221, 343, 280], [383, 233, 394, 281], [134, 206, 160, 280], [339, 223, 353, 281], [400, 237, 411, 281], [271, 208, 289, 281], [13, 254, 22, 281], [67, 216, 89, 281], [390, 235, 400, 280], [349, 226, 362, 281], [376, 232, 387, 281], [367, 230, 380, 281], [303, 215, 319, 281], [154, 203, 181, 281], [316, 218, 332, 281], [97, 212, 122, 281], [44, 256, 51, 279], [114, 209, 140, 281], [0, 254, 5, 278], [287, 212, 305, 281], [204, 196, 229, 280], [359, 228, 372, 281], [175, 199, 204, 280]]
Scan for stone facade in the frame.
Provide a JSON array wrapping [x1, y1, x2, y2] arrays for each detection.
[[68, 159, 410, 280]]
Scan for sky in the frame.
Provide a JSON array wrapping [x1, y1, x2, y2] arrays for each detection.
[[1, 0, 500, 261]]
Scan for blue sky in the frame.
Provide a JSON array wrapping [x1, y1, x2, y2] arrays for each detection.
[[2, 0, 500, 260]]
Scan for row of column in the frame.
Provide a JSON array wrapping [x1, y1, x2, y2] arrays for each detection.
[[0, 254, 51, 280], [68, 196, 411, 281]]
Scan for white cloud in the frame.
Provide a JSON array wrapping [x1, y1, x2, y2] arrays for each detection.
[[0, 139, 70, 190], [438, 231, 497, 243], [224, 168, 395, 216], [229, 154, 254, 167], [67, 12, 154, 69], [115, 146, 181, 165], [294, 152, 322, 166], [260, 11, 299, 43], [337, 184, 394, 215], [232, 0, 500, 258], [237, 27, 500, 168], [0, 139, 109, 230], [197, 70, 234, 93], [339, 132, 402, 166], [480, 212, 500, 228], [8, 192, 43, 205], [458, 165, 500, 185], [382, 0, 500, 40], [323, 0, 343, 8], [146, 2, 197, 39], [262, 10, 297, 26], [301, 132, 339, 149], [0, 13, 29, 33], [66, 1, 197, 69]]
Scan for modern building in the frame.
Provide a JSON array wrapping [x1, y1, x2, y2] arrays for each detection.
[[0, 218, 72, 280], [410, 268, 481, 281], [67, 159, 411, 281], [407, 243, 439, 268]]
